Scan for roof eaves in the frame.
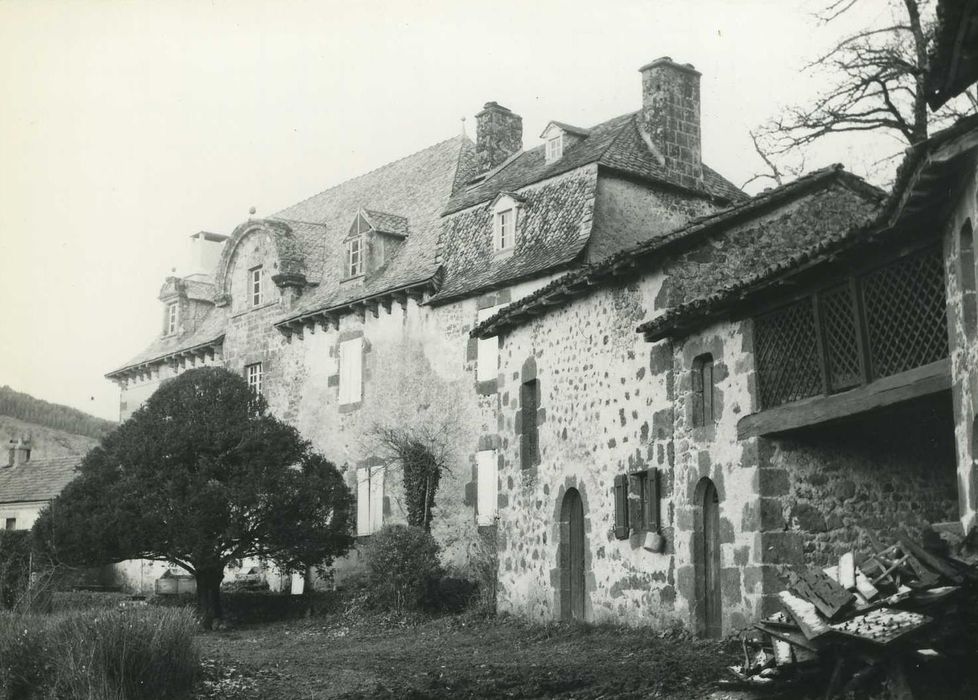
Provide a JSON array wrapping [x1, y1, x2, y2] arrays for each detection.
[[105, 334, 225, 380]]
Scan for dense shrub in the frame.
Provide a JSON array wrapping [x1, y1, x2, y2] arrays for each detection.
[[0, 532, 31, 610], [362, 525, 442, 611], [0, 607, 198, 699]]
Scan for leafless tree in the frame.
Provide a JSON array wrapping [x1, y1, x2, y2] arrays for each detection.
[[753, 0, 976, 186]]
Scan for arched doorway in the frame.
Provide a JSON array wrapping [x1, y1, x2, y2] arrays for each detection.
[[559, 488, 586, 621], [694, 478, 722, 638]]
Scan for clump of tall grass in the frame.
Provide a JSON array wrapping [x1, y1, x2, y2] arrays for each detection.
[[0, 606, 199, 699]]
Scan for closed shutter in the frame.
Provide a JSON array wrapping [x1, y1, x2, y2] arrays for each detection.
[[476, 307, 499, 382], [628, 473, 645, 532], [644, 468, 659, 532], [613, 474, 629, 539], [369, 465, 384, 533], [356, 467, 370, 536], [339, 337, 363, 404], [476, 450, 498, 525]]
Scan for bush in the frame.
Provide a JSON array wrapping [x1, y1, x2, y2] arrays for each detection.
[[0, 607, 199, 699], [361, 525, 442, 611], [0, 531, 32, 610]]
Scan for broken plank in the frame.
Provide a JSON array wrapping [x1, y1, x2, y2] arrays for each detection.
[[783, 566, 853, 620], [755, 620, 822, 652], [839, 552, 856, 590], [779, 590, 832, 640], [898, 532, 964, 584], [854, 569, 880, 601]]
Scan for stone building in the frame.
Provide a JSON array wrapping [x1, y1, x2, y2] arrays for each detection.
[[105, 59, 744, 587]]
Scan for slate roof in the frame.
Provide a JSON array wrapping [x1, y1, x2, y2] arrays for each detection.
[[445, 112, 746, 216], [926, 0, 978, 109], [0, 456, 80, 504], [472, 165, 884, 338], [274, 136, 472, 323], [638, 115, 978, 341], [107, 306, 226, 377]]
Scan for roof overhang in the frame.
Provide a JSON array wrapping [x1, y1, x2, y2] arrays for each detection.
[[105, 335, 225, 381], [926, 0, 978, 109]]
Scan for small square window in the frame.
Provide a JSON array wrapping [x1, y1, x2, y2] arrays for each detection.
[[346, 237, 364, 278], [250, 266, 264, 306], [246, 362, 263, 396], [4, 518, 16, 530], [166, 302, 178, 335]]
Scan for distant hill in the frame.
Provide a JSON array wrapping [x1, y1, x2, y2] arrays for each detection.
[[0, 415, 99, 461], [0, 385, 115, 441]]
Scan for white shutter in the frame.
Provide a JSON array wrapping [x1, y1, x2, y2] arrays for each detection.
[[356, 467, 370, 536], [339, 337, 363, 404], [476, 450, 498, 526], [476, 307, 499, 382], [369, 465, 385, 533]]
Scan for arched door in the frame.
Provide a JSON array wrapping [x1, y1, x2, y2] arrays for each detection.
[[559, 488, 586, 621], [696, 478, 722, 638]]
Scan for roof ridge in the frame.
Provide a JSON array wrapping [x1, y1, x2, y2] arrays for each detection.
[[274, 135, 466, 220]]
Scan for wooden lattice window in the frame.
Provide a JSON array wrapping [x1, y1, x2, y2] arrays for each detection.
[[754, 299, 822, 408], [861, 249, 948, 379], [753, 246, 948, 410]]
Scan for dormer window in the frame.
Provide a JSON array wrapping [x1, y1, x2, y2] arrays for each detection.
[[250, 265, 264, 306], [166, 302, 178, 335], [491, 192, 524, 254], [546, 134, 563, 163], [347, 237, 364, 277]]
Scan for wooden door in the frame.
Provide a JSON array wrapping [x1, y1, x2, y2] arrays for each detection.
[[701, 480, 722, 638], [560, 488, 586, 621]]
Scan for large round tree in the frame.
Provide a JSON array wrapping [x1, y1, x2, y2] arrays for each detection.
[[33, 367, 353, 624]]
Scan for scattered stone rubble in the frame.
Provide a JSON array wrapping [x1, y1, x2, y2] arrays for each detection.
[[720, 526, 978, 697]]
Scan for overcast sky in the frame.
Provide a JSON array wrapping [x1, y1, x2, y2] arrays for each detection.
[[0, 0, 906, 421]]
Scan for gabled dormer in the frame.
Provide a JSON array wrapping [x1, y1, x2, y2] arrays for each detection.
[[540, 121, 590, 164], [342, 208, 409, 282], [158, 273, 216, 337]]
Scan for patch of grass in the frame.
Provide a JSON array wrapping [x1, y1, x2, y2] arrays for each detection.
[[0, 606, 199, 699]]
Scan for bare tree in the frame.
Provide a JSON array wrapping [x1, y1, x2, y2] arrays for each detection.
[[754, 0, 976, 185]]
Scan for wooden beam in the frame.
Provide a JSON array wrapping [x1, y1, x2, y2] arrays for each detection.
[[395, 292, 408, 311], [737, 359, 951, 439], [366, 300, 379, 318], [381, 298, 392, 314]]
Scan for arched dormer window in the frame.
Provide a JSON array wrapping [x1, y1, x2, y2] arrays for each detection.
[[491, 192, 525, 255], [346, 212, 371, 279]]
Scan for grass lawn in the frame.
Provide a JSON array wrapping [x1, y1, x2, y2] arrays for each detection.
[[195, 612, 739, 699]]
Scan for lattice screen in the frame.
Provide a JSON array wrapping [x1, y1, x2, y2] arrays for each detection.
[[754, 299, 822, 408], [862, 250, 948, 379], [820, 284, 862, 392]]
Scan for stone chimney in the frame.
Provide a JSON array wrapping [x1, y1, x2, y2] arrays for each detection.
[[638, 57, 702, 188], [475, 102, 523, 173], [188, 231, 228, 276], [7, 438, 31, 467]]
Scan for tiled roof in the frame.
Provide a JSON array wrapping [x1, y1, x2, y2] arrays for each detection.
[[638, 115, 978, 341], [445, 113, 746, 216], [472, 165, 884, 338], [275, 136, 472, 322], [0, 456, 80, 504], [429, 165, 599, 305], [546, 121, 591, 137], [107, 306, 226, 377]]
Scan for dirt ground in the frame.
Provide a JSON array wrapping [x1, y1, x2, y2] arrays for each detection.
[[194, 612, 738, 699]]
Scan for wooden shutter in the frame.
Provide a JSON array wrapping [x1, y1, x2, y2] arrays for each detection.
[[476, 450, 498, 525], [613, 474, 629, 539], [369, 465, 384, 533], [520, 380, 539, 469], [627, 473, 645, 532], [476, 307, 499, 382], [644, 468, 660, 532], [356, 467, 370, 536]]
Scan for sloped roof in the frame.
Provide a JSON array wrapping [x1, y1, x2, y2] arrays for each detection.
[[107, 306, 226, 377], [926, 0, 978, 109], [0, 456, 80, 504], [445, 113, 746, 216], [638, 115, 978, 341], [472, 165, 883, 338], [275, 136, 471, 322]]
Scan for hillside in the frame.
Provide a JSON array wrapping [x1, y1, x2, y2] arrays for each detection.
[[0, 415, 99, 461], [0, 385, 115, 440]]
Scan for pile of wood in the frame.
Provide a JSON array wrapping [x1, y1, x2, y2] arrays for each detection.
[[722, 527, 978, 698]]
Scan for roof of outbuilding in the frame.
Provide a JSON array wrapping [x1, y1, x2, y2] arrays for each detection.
[[638, 114, 978, 341], [471, 165, 883, 338], [0, 456, 81, 504], [445, 112, 746, 216]]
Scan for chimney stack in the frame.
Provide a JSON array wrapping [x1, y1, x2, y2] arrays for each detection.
[[7, 438, 31, 468], [475, 102, 523, 173], [638, 57, 702, 188], [188, 231, 228, 277]]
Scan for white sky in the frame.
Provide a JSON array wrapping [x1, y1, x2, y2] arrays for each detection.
[[0, 0, 903, 421]]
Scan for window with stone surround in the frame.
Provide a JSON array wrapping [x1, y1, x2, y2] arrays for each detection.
[[520, 378, 540, 469], [250, 265, 264, 306], [476, 449, 497, 525], [545, 134, 563, 163], [165, 302, 178, 335], [691, 354, 715, 427], [356, 465, 384, 536], [339, 337, 363, 405], [245, 362, 263, 396], [627, 468, 659, 534]]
